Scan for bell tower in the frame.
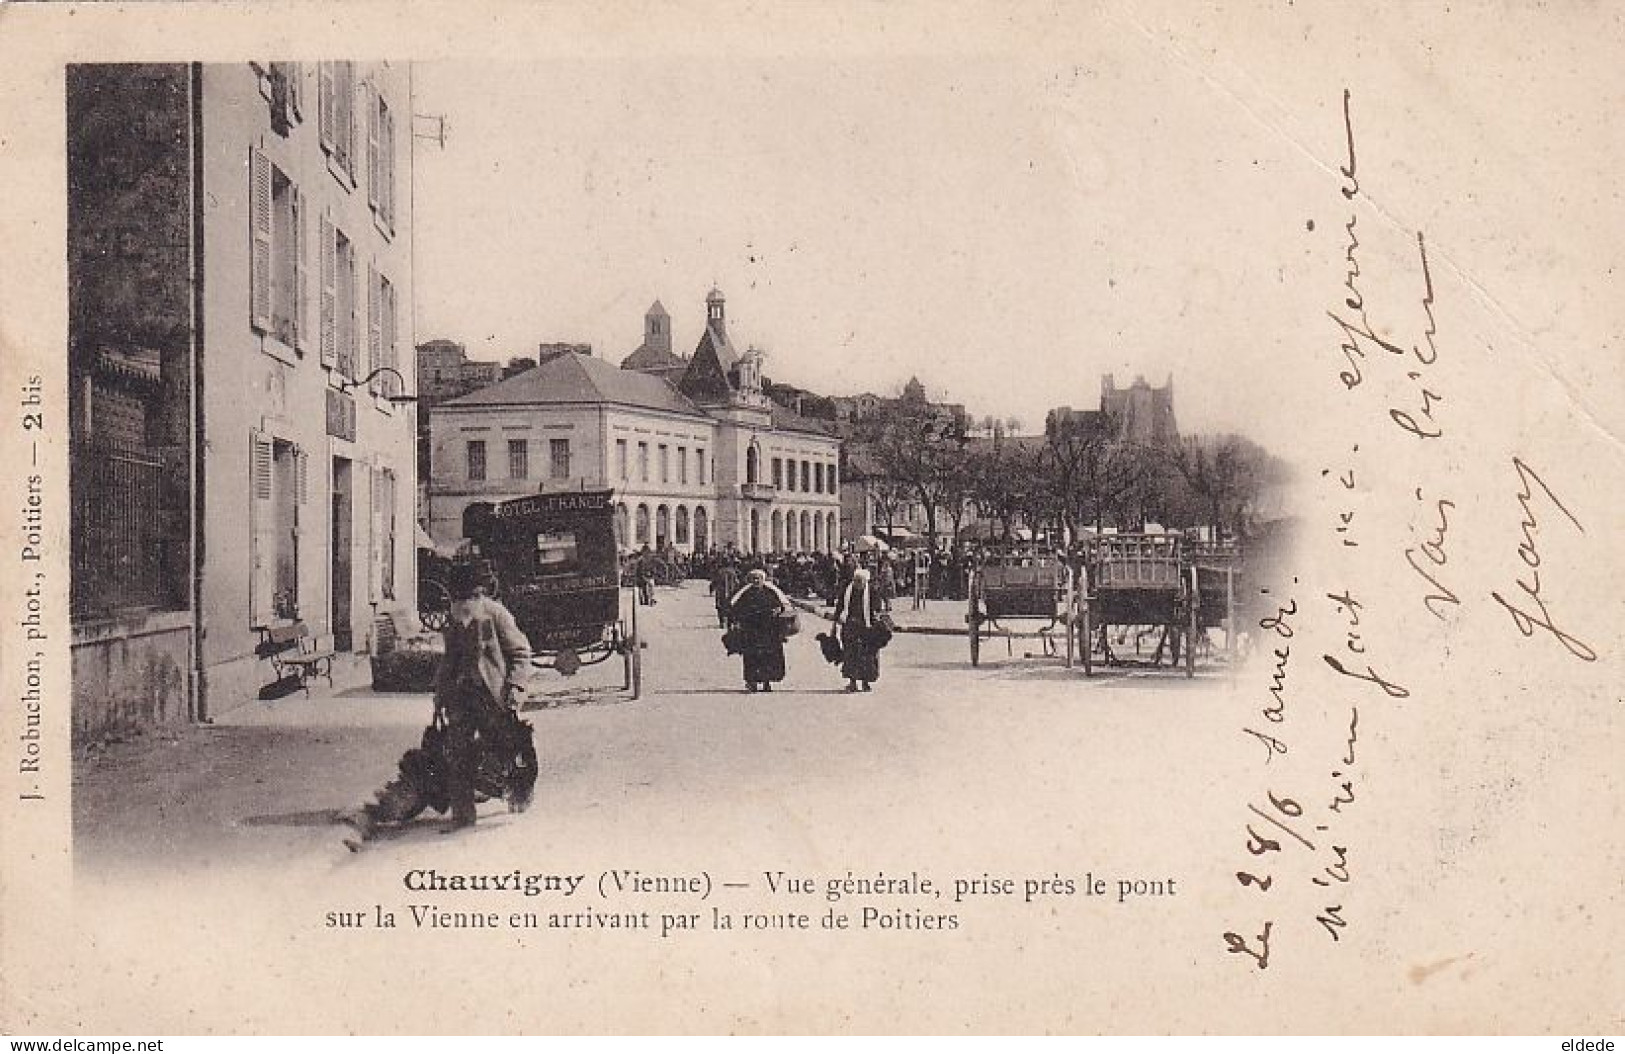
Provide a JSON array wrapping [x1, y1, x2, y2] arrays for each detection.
[[643, 300, 670, 356], [706, 286, 726, 334]]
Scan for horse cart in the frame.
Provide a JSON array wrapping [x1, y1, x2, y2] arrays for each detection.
[[1072, 532, 1240, 678], [965, 547, 1080, 667], [462, 488, 643, 699]]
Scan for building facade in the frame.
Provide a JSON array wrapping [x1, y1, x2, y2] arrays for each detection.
[[68, 62, 417, 738], [428, 292, 842, 555]]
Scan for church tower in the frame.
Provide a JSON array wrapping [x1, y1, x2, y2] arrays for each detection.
[[643, 300, 671, 357]]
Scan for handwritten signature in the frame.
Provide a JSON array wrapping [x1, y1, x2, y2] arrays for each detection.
[[1490, 457, 1596, 662]]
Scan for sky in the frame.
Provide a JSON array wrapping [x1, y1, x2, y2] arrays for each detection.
[[407, 4, 1624, 449]]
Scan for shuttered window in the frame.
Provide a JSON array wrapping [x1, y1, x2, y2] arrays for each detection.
[[318, 61, 357, 186], [367, 84, 397, 234], [366, 262, 381, 388], [322, 223, 357, 378], [250, 431, 304, 625], [250, 148, 306, 352]]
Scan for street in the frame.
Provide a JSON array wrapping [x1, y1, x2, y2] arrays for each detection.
[[68, 578, 1244, 1032], [60, 578, 1614, 1034], [74, 578, 1234, 876]]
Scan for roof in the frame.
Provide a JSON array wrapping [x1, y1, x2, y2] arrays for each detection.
[[677, 326, 736, 402], [647, 299, 668, 317], [441, 351, 708, 419], [770, 403, 840, 439], [694, 320, 738, 372], [620, 343, 688, 370]]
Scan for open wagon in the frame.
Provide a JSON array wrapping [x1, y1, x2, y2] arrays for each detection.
[[1073, 533, 1197, 677], [462, 488, 643, 699], [965, 546, 1079, 667], [1187, 540, 1245, 663]]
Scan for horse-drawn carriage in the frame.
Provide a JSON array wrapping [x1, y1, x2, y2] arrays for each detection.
[[435, 488, 644, 698], [965, 533, 1242, 677], [965, 546, 1080, 667], [1070, 532, 1247, 677]]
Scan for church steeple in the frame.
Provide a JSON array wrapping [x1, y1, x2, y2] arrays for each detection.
[[706, 287, 726, 331], [644, 300, 671, 356]]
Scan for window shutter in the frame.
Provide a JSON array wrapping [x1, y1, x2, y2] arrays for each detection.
[[285, 62, 303, 122], [367, 464, 382, 602], [381, 104, 396, 227], [367, 262, 381, 392], [249, 147, 272, 333], [339, 63, 356, 182], [319, 215, 336, 367], [342, 243, 358, 378], [318, 62, 335, 152], [382, 279, 398, 396], [250, 431, 275, 625], [295, 446, 309, 505], [366, 83, 380, 211], [291, 183, 307, 353]]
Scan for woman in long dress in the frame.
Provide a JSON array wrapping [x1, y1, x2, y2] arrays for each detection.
[[729, 568, 792, 693], [833, 567, 885, 692]]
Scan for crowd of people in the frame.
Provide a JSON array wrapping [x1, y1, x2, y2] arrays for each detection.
[[623, 541, 980, 607]]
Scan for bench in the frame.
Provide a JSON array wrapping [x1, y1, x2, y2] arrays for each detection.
[[257, 621, 335, 696]]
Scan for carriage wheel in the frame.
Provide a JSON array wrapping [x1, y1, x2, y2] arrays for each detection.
[[1185, 603, 1198, 678], [1184, 567, 1198, 679], [1062, 573, 1076, 670], [628, 627, 643, 699], [1080, 601, 1093, 677], [619, 587, 643, 699], [968, 579, 982, 667], [418, 579, 451, 631]]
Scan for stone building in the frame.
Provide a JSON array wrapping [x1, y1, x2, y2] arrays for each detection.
[[67, 62, 417, 737], [428, 291, 842, 555], [1100, 373, 1179, 447]]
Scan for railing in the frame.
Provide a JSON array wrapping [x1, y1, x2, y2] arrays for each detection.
[[72, 448, 169, 616]]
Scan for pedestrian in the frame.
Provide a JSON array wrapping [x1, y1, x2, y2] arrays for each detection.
[[728, 568, 792, 693], [877, 555, 897, 612], [342, 560, 535, 843], [833, 566, 885, 693], [636, 547, 657, 606], [710, 557, 740, 629]]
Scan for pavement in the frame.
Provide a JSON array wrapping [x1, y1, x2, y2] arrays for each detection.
[[66, 577, 1249, 1032], [55, 581, 1624, 1034], [73, 579, 1224, 872]]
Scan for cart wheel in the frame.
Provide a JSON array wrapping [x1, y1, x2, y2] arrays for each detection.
[[1080, 601, 1093, 677], [1186, 569, 1198, 679], [968, 580, 982, 667], [418, 579, 451, 631]]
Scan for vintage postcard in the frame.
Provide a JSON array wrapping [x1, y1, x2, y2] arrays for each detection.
[[2, 0, 1622, 1035]]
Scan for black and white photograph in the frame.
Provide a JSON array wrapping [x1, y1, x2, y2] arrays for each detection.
[[3, 1, 1623, 1037]]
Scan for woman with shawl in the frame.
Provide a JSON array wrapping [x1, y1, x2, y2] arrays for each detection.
[[833, 567, 886, 692], [728, 568, 793, 693]]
